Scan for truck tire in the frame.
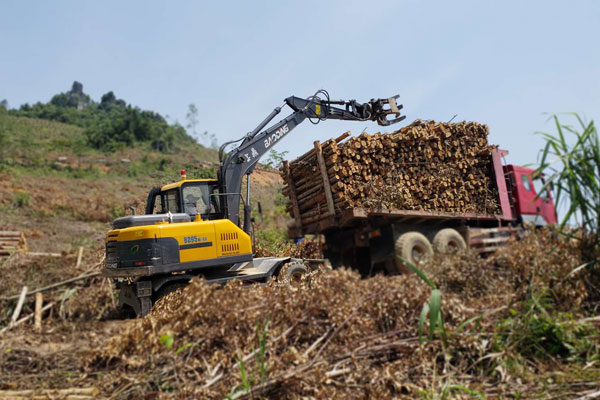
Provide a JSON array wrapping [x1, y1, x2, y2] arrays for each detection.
[[432, 228, 466, 253], [394, 231, 433, 272], [279, 260, 309, 285]]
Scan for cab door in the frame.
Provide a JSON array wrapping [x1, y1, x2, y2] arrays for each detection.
[[510, 165, 557, 225], [532, 174, 558, 224]]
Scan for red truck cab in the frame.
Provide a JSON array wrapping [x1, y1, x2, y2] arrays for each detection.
[[504, 165, 558, 226]]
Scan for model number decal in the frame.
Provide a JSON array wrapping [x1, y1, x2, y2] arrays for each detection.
[[264, 124, 289, 149], [184, 235, 208, 244]]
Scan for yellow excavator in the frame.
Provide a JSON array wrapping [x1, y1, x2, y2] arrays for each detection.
[[103, 90, 404, 316]]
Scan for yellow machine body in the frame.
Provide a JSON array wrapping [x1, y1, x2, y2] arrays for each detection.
[[107, 219, 251, 260], [105, 177, 253, 275]]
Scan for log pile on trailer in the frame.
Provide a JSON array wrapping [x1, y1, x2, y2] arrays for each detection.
[[281, 120, 501, 233]]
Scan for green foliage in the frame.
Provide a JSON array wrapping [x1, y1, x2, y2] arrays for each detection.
[[263, 149, 289, 168], [255, 317, 270, 383], [495, 292, 598, 363], [175, 342, 195, 355], [160, 334, 174, 350], [536, 114, 599, 231], [186, 103, 219, 149], [255, 228, 288, 246], [108, 203, 126, 220], [401, 257, 446, 341], [65, 165, 100, 180], [0, 114, 7, 160], [10, 82, 195, 153], [227, 318, 270, 399], [417, 383, 487, 400], [186, 103, 199, 138], [535, 114, 599, 267], [12, 192, 30, 208]]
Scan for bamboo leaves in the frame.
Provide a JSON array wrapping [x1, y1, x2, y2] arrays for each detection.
[[535, 113, 599, 267]]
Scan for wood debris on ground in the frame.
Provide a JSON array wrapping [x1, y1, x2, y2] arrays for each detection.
[[0, 231, 27, 258]]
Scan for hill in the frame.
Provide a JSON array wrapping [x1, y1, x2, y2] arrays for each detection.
[[7, 81, 193, 153]]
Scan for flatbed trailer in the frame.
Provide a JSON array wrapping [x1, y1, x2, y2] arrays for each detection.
[[286, 149, 557, 274]]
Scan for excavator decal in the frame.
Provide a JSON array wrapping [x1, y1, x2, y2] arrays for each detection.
[[264, 124, 290, 148]]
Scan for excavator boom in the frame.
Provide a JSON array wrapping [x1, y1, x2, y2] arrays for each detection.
[[218, 90, 405, 230]]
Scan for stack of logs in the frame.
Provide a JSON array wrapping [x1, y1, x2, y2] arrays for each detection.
[[281, 120, 500, 230], [0, 231, 27, 258]]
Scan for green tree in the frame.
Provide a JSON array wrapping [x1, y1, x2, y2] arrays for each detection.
[[186, 103, 218, 149], [186, 103, 199, 138], [263, 149, 289, 168]]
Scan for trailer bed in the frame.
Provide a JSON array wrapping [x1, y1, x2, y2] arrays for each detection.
[[290, 206, 503, 237]]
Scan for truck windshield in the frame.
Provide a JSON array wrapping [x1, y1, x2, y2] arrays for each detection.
[[182, 183, 221, 216]]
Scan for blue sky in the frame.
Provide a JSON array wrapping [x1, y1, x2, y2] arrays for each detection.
[[1, 0, 598, 166]]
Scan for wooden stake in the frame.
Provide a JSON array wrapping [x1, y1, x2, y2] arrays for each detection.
[[11, 286, 28, 323], [34, 292, 43, 333], [27, 252, 61, 257], [76, 246, 84, 268], [0, 302, 55, 334], [314, 140, 335, 217], [282, 161, 303, 235], [0, 387, 99, 398], [0, 272, 100, 301]]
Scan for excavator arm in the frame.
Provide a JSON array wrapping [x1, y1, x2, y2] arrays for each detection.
[[217, 90, 405, 232]]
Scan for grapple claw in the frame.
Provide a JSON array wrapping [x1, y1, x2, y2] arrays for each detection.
[[371, 95, 406, 126]]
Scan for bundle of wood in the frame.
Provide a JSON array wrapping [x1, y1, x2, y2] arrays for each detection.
[[281, 120, 500, 228], [0, 231, 27, 258]]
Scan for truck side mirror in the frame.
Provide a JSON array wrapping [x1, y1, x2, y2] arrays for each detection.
[[257, 201, 263, 215]]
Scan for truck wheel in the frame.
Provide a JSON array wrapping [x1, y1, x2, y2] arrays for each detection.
[[432, 228, 466, 253], [279, 261, 309, 285], [394, 232, 433, 272]]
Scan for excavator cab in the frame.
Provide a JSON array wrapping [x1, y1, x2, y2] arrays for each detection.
[[145, 175, 224, 221]]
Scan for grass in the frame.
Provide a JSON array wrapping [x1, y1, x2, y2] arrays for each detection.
[[495, 292, 588, 361], [0, 113, 218, 171], [227, 318, 270, 399], [400, 257, 446, 342]]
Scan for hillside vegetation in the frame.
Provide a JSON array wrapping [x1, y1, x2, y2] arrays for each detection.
[[7, 81, 191, 152]]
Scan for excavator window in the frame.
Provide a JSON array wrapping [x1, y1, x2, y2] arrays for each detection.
[[181, 182, 221, 217], [164, 189, 180, 213], [147, 183, 221, 218], [151, 195, 163, 214]]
